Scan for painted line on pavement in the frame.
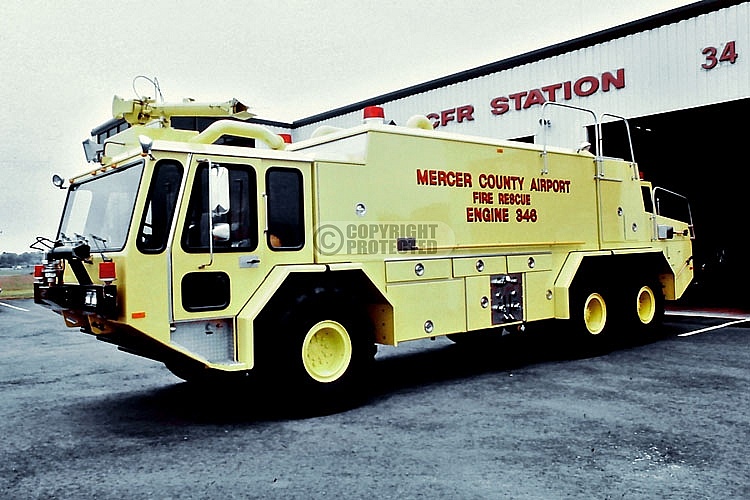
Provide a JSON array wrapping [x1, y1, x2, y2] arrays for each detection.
[[678, 318, 750, 337], [0, 301, 30, 312]]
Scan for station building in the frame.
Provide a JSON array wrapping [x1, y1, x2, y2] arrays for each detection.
[[279, 0, 748, 307], [93, 0, 748, 307]]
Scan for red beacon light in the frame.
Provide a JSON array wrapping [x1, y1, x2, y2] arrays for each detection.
[[99, 261, 116, 284], [33, 265, 44, 283], [363, 106, 385, 124]]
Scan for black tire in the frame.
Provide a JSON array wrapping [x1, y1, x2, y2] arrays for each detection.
[[256, 286, 375, 412]]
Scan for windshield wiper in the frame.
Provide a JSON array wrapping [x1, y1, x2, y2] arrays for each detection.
[[89, 233, 112, 262]]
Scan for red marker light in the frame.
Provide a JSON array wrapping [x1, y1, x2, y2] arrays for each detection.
[[34, 265, 44, 282], [363, 106, 384, 119], [279, 133, 292, 143], [99, 261, 116, 283]]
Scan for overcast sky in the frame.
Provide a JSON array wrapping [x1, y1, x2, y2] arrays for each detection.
[[0, 0, 696, 254]]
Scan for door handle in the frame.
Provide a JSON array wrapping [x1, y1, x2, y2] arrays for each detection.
[[240, 255, 261, 268]]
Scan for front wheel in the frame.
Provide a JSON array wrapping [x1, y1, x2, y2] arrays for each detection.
[[301, 319, 354, 383], [257, 286, 375, 411]]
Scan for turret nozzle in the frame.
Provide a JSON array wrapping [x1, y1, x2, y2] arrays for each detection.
[[112, 95, 255, 125]]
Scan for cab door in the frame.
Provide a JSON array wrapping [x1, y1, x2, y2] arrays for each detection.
[[170, 156, 267, 323], [170, 155, 312, 323]]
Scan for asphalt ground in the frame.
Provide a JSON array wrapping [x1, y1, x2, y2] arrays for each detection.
[[0, 298, 748, 499]]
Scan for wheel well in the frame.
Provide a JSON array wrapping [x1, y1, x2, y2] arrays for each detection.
[[571, 253, 669, 293], [557, 252, 671, 319], [254, 270, 393, 345]]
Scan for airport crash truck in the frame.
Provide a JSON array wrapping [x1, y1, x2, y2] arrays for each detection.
[[34, 94, 694, 403]]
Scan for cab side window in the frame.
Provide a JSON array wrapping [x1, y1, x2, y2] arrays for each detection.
[[137, 160, 183, 254], [182, 163, 258, 252], [266, 167, 304, 250]]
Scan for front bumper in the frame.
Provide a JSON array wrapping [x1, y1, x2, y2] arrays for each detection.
[[34, 283, 117, 319]]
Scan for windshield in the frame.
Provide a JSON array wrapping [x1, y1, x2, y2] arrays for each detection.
[[58, 162, 144, 252]]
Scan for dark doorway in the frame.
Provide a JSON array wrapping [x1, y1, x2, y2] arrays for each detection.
[[600, 98, 750, 309]]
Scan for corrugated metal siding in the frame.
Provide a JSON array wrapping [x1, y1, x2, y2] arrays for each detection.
[[290, 2, 748, 147]]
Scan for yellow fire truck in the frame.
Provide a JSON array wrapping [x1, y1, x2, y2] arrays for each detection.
[[34, 92, 694, 405]]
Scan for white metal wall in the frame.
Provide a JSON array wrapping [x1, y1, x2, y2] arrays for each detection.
[[290, 2, 748, 149]]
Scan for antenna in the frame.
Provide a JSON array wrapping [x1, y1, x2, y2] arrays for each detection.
[[132, 75, 163, 102]]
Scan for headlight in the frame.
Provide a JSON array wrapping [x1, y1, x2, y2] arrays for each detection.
[[84, 289, 98, 307]]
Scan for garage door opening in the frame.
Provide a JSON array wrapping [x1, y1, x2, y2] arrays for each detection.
[[597, 98, 750, 309]]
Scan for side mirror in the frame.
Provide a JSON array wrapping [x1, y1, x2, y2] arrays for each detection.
[[200, 161, 231, 269], [52, 174, 66, 189], [212, 223, 230, 242], [138, 135, 154, 159], [210, 165, 230, 217]]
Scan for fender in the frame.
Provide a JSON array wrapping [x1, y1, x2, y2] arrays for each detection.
[[236, 263, 393, 368]]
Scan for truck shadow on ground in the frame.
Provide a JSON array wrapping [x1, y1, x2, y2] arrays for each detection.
[[77, 322, 688, 431]]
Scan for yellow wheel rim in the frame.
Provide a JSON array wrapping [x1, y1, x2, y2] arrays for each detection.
[[301, 320, 352, 383], [583, 292, 607, 335], [636, 285, 656, 324]]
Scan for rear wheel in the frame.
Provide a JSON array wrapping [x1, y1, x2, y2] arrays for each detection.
[[627, 277, 665, 337], [580, 291, 608, 335], [568, 280, 615, 353], [636, 285, 656, 323]]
